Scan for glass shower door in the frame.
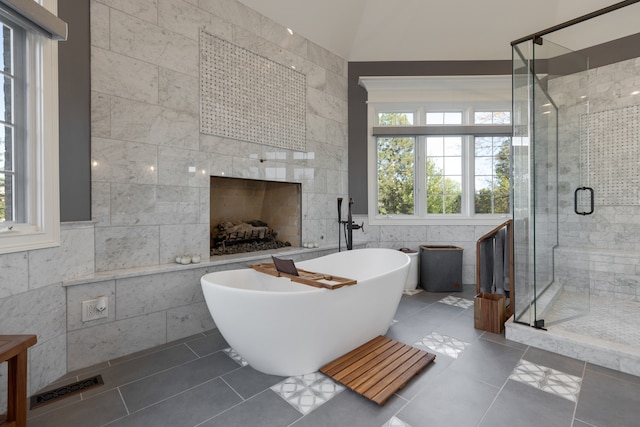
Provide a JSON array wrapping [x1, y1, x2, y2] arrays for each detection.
[[512, 37, 590, 327]]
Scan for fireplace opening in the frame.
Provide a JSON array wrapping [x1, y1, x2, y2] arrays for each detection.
[[210, 176, 302, 256]]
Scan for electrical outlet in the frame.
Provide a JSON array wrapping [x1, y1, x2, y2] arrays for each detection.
[[82, 299, 108, 322]]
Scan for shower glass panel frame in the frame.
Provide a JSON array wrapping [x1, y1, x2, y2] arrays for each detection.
[[511, 37, 590, 328]]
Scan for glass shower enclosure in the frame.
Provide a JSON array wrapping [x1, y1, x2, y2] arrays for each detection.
[[511, 37, 590, 328], [510, 0, 640, 358]]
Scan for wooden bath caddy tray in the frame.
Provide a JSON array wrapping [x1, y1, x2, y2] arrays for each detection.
[[320, 335, 436, 405], [250, 262, 357, 290]]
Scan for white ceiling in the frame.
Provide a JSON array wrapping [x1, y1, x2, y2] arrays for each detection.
[[236, 0, 639, 61]]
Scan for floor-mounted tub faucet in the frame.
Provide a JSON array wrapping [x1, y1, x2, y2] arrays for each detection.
[[337, 197, 364, 251]]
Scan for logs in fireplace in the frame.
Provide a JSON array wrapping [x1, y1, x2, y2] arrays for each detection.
[[211, 220, 291, 255]]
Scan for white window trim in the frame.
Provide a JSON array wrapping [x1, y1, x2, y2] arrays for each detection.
[[361, 76, 512, 227], [0, 0, 60, 254]]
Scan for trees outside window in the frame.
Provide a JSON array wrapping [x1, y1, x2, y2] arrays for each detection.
[[373, 110, 511, 221]]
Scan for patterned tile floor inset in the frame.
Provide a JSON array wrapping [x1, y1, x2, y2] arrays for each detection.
[[271, 372, 345, 414], [222, 348, 249, 367], [382, 416, 414, 427], [438, 295, 474, 309], [414, 332, 470, 359], [509, 359, 582, 402]]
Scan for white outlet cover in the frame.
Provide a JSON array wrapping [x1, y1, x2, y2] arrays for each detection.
[[82, 299, 108, 322]]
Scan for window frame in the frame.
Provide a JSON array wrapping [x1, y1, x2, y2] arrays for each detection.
[[367, 101, 512, 226], [0, 0, 60, 254]]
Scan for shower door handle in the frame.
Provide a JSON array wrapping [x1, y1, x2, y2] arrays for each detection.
[[574, 187, 594, 215]]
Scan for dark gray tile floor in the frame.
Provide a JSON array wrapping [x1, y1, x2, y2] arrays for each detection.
[[27, 285, 640, 426]]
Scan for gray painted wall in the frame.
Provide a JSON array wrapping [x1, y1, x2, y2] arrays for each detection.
[[58, 0, 91, 221], [347, 60, 512, 214]]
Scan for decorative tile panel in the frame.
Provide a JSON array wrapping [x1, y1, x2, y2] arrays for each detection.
[[199, 30, 306, 151], [580, 105, 640, 206], [223, 348, 249, 367], [383, 416, 413, 427], [509, 359, 582, 402], [439, 295, 474, 309], [271, 372, 344, 414], [414, 332, 470, 359]]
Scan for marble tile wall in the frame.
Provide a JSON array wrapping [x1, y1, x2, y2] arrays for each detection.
[[0, 222, 95, 409], [350, 214, 496, 285], [2, 0, 349, 409], [60, 0, 348, 374], [548, 56, 640, 300], [90, 0, 349, 273], [64, 246, 339, 371]]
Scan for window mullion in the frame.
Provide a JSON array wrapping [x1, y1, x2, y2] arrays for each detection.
[[464, 135, 474, 217]]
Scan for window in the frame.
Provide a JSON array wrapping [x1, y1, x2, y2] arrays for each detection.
[[0, 0, 65, 254], [362, 76, 512, 225], [425, 136, 462, 214]]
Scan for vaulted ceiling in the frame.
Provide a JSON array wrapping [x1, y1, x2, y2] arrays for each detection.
[[237, 0, 640, 61]]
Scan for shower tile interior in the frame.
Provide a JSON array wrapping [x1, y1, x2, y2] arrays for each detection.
[[26, 285, 640, 426], [546, 293, 640, 348]]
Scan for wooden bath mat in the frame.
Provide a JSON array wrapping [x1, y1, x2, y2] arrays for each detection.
[[320, 336, 436, 405], [250, 262, 357, 290]]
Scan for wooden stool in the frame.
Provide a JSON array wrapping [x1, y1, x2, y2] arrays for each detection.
[[0, 335, 37, 427]]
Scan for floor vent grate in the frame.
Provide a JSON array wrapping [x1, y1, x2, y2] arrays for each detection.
[[30, 375, 104, 410]]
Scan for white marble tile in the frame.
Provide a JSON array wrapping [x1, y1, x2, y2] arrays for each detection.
[[91, 182, 111, 226], [156, 185, 200, 225], [116, 269, 202, 319], [92, 137, 158, 185], [110, 9, 199, 77], [28, 227, 95, 289], [67, 280, 116, 331], [198, 0, 261, 34], [98, 0, 158, 24], [158, 147, 211, 188], [428, 225, 476, 243], [90, 1, 110, 49], [94, 226, 160, 271], [158, 0, 230, 42], [0, 284, 66, 343], [110, 98, 199, 150], [326, 119, 348, 147], [109, 183, 160, 226], [231, 156, 262, 180], [307, 87, 348, 123], [325, 69, 349, 101], [159, 224, 210, 265], [380, 225, 428, 244], [303, 193, 331, 221], [306, 114, 328, 144], [67, 311, 167, 371], [166, 301, 215, 342], [91, 48, 159, 104], [91, 91, 110, 137], [303, 60, 327, 92], [259, 17, 307, 57], [0, 251, 28, 298], [198, 187, 210, 225], [28, 334, 67, 398], [307, 41, 346, 76], [158, 68, 199, 114]]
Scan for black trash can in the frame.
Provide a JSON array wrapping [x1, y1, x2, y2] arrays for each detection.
[[419, 245, 463, 292]]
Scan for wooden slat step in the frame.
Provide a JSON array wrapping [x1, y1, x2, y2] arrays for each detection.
[[319, 336, 435, 406]]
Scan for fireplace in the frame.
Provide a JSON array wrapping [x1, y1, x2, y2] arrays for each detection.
[[210, 176, 302, 255]]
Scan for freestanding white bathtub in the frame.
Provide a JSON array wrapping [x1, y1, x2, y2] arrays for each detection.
[[200, 248, 410, 376]]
